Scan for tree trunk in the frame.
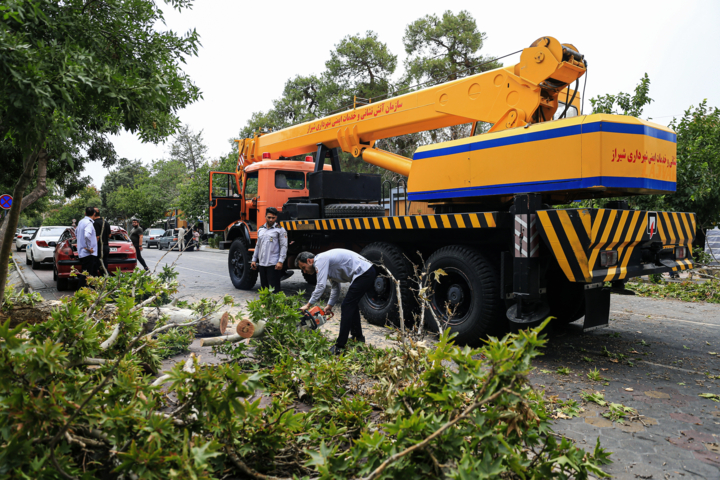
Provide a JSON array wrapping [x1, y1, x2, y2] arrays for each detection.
[[2, 301, 230, 337], [0, 150, 44, 304]]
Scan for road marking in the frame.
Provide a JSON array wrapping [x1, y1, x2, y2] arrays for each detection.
[[610, 310, 720, 329]]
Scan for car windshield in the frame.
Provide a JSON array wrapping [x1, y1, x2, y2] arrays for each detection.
[[38, 227, 65, 238], [149, 229, 164, 235], [22, 229, 37, 234]]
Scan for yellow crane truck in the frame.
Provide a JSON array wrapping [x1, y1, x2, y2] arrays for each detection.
[[208, 37, 694, 345]]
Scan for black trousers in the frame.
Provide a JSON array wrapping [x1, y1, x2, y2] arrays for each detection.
[[79, 255, 98, 287], [134, 243, 149, 270], [337, 266, 377, 348], [259, 265, 282, 293]]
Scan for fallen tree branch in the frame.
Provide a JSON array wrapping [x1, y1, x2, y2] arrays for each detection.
[[359, 385, 518, 480], [225, 445, 292, 480], [200, 333, 245, 347], [100, 324, 121, 350]]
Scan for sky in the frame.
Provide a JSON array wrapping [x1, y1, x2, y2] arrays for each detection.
[[86, 0, 720, 188]]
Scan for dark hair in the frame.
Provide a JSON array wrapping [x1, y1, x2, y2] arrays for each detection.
[[266, 207, 279, 216], [85, 207, 96, 216], [295, 251, 315, 268]]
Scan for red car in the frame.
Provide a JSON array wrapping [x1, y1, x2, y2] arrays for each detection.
[[53, 226, 138, 291]]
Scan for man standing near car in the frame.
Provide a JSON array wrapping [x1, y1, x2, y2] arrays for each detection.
[[178, 224, 186, 251], [93, 208, 111, 275], [297, 249, 376, 354], [76, 207, 98, 285], [129, 217, 149, 271], [250, 207, 287, 293]]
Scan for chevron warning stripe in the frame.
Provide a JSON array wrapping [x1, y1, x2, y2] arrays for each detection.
[[537, 209, 696, 283], [280, 212, 498, 232]]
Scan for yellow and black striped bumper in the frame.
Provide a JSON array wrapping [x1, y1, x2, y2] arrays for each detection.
[[537, 209, 696, 283], [280, 212, 498, 231]]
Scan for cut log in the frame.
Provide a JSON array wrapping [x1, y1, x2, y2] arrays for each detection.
[[3, 300, 230, 337], [2, 300, 63, 328], [236, 317, 266, 339], [141, 308, 229, 337]]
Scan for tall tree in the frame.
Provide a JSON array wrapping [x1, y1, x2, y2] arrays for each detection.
[[0, 0, 202, 300], [403, 10, 501, 85], [100, 159, 147, 220], [324, 31, 397, 109], [663, 101, 720, 250], [169, 125, 208, 173], [43, 186, 103, 227], [402, 11, 501, 146]]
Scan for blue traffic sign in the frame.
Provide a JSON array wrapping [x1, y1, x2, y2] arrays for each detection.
[[0, 194, 12, 210]]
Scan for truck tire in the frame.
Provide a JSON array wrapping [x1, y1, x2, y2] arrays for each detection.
[[359, 242, 416, 327], [228, 238, 258, 290], [325, 204, 385, 218], [425, 246, 503, 346], [302, 272, 317, 286], [546, 269, 585, 324]]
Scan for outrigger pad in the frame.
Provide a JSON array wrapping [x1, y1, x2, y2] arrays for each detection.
[[583, 287, 611, 331]]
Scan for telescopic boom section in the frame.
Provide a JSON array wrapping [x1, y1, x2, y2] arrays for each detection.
[[237, 37, 586, 177]]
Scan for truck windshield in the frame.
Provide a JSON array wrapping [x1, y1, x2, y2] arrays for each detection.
[[245, 172, 258, 196], [275, 171, 305, 189]]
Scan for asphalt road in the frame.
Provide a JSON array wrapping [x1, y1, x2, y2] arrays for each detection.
[[11, 247, 720, 478]]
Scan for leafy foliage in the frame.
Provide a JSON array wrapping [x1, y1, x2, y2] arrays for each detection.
[[628, 278, 720, 303], [0, 284, 611, 478], [590, 73, 653, 118]]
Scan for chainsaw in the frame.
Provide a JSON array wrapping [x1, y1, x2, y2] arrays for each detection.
[[298, 306, 333, 331]]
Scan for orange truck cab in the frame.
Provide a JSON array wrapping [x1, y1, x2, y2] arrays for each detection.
[[209, 159, 331, 242]]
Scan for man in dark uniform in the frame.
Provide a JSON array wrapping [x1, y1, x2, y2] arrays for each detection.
[[93, 208, 111, 275], [129, 217, 149, 271], [250, 207, 288, 292]]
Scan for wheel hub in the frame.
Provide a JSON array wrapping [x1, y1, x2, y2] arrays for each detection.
[[374, 277, 387, 294], [447, 284, 465, 305]]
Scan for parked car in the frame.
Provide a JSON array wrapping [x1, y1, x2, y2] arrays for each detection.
[[143, 228, 166, 248], [26, 226, 66, 269], [15, 228, 38, 251], [53, 226, 137, 291], [157, 228, 195, 251]]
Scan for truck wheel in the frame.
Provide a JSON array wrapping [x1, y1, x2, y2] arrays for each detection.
[[228, 238, 257, 290], [302, 272, 317, 286], [359, 242, 416, 327], [546, 269, 585, 324], [425, 246, 503, 346], [325, 204, 385, 218]]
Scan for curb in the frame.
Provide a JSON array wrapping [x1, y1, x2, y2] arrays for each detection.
[[10, 252, 32, 293]]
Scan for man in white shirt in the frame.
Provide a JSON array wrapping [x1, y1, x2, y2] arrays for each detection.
[[251, 207, 288, 293], [297, 249, 377, 353], [178, 225, 186, 251], [75, 206, 99, 285]]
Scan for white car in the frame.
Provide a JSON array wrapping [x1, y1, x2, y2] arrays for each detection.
[[26, 226, 66, 269], [15, 228, 38, 251]]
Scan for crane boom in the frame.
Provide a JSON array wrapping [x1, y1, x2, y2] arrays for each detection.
[[238, 36, 586, 176]]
